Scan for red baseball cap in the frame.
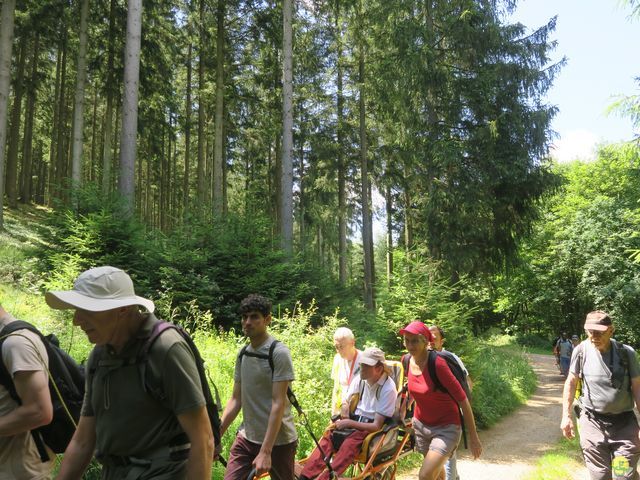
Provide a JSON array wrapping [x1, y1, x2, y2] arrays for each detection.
[[399, 321, 434, 342]]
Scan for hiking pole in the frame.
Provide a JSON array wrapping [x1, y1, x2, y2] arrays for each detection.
[[287, 388, 338, 480], [247, 468, 257, 480]]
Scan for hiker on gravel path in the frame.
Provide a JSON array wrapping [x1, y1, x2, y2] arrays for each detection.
[[561, 310, 640, 480], [429, 325, 472, 480], [401, 321, 481, 480]]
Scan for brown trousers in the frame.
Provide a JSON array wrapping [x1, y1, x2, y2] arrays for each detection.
[[223, 435, 297, 480]]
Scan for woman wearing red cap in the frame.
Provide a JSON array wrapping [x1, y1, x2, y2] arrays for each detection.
[[400, 321, 482, 480]]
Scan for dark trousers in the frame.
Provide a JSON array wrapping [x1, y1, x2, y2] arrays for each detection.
[[579, 409, 640, 480], [300, 429, 369, 480], [223, 434, 297, 480]]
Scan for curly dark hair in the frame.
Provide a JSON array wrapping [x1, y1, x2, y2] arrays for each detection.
[[239, 294, 272, 316]]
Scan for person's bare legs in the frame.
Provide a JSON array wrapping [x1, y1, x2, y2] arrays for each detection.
[[419, 450, 448, 480]]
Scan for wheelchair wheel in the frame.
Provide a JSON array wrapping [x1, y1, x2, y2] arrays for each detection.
[[369, 465, 394, 480]]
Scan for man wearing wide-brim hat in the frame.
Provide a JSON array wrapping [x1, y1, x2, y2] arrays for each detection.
[[50, 266, 214, 480], [561, 310, 640, 480]]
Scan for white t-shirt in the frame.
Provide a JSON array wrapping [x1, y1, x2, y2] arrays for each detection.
[[347, 372, 397, 420], [0, 325, 54, 480]]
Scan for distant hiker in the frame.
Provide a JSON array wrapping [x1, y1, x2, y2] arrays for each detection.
[[220, 294, 298, 480], [561, 311, 640, 480], [401, 321, 481, 480], [571, 334, 580, 348], [48, 266, 215, 480], [429, 325, 472, 480], [0, 303, 55, 479], [331, 327, 363, 415], [552, 334, 562, 371], [556, 332, 573, 377], [298, 347, 397, 480]]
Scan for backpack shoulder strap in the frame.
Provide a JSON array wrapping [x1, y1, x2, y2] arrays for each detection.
[[401, 354, 411, 379], [427, 350, 445, 393], [238, 339, 280, 378]]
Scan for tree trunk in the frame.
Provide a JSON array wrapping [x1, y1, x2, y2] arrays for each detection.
[[280, 0, 294, 254], [47, 44, 62, 206], [212, 0, 225, 217], [118, 0, 143, 215], [54, 31, 68, 202], [70, 0, 90, 202], [5, 33, 27, 209], [359, 36, 375, 311], [385, 182, 393, 286], [184, 42, 192, 214], [336, 0, 347, 286], [196, 0, 206, 207], [102, 0, 117, 196], [89, 85, 98, 182], [20, 32, 40, 203], [0, 0, 16, 228]]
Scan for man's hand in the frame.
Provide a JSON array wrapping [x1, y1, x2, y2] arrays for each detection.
[[561, 415, 575, 439], [253, 450, 272, 475]]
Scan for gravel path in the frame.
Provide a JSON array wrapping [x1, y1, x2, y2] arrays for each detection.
[[396, 353, 587, 480]]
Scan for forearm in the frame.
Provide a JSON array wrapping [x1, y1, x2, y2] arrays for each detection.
[[185, 434, 214, 480], [260, 399, 286, 455], [460, 399, 479, 436], [57, 432, 96, 479], [562, 375, 577, 417], [0, 404, 51, 436], [220, 398, 241, 437]]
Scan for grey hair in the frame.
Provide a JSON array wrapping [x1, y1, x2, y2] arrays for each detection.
[[334, 327, 355, 341]]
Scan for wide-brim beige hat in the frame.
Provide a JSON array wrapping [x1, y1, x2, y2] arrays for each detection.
[[45, 266, 155, 313]]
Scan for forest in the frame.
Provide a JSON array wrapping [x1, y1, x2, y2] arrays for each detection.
[[1, 0, 640, 477]]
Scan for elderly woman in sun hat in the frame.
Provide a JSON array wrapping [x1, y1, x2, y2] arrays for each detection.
[[400, 320, 482, 480], [48, 266, 215, 480]]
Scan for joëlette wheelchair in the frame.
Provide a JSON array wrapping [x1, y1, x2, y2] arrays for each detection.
[[249, 359, 415, 480]]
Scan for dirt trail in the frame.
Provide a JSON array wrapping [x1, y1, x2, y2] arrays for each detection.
[[397, 353, 587, 480]]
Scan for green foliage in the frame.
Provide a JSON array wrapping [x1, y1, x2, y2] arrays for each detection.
[[37, 193, 350, 329], [377, 250, 475, 352], [493, 143, 640, 345]]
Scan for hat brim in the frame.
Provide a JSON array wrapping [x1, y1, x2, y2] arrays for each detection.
[[584, 323, 609, 331], [45, 290, 155, 313], [359, 357, 379, 366]]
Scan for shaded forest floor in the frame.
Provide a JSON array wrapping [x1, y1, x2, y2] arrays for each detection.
[[397, 354, 587, 480]]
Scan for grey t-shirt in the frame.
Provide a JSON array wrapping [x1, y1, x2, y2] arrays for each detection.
[[557, 339, 573, 358], [571, 340, 640, 414], [234, 336, 298, 445]]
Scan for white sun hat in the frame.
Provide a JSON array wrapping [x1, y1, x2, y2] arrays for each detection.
[[45, 266, 155, 313]]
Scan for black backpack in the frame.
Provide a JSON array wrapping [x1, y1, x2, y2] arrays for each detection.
[[124, 321, 222, 449], [0, 320, 85, 461], [402, 350, 471, 447]]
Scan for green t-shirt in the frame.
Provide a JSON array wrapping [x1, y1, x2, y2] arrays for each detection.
[[82, 314, 205, 459]]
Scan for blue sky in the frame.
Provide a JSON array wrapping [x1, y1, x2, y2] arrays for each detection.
[[510, 0, 640, 162]]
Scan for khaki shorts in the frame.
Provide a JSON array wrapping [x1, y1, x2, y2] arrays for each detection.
[[413, 418, 461, 457]]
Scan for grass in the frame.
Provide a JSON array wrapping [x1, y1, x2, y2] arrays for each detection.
[[521, 437, 583, 480]]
